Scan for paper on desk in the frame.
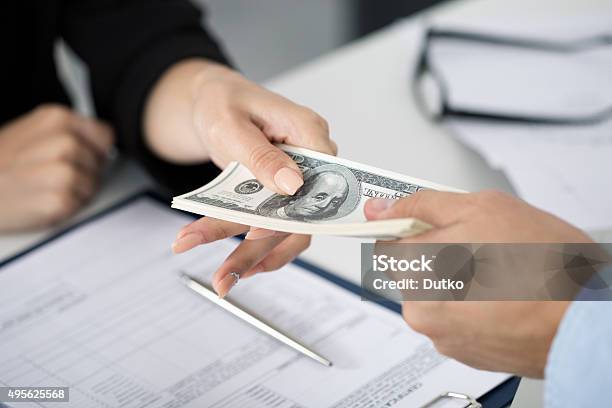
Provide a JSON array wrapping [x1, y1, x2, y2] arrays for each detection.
[[425, 14, 612, 231], [429, 11, 612, 42], [427, 36, 612, 121], [0, 198, 508, 408]]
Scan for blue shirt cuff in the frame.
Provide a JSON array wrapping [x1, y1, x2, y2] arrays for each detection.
[[545, 300, 612, 407]]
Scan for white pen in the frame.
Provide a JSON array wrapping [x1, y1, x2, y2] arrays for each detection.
[[179, 272, 333, 367]]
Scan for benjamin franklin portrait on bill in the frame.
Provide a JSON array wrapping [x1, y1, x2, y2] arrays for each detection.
[[256, 164, 360, 222]]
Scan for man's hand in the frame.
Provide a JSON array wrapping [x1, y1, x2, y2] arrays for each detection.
[[145, 60, 336, 297], [364, 190, 593, 377], [398, 300, 569, 378], [364, 190, 592, 244], [0, 105, 114, 231]]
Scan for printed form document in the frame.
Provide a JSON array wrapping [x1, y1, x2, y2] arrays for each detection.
[[0, 197, 508, 407]]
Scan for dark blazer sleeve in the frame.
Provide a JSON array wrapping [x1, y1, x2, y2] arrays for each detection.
[[59, 0, 231, 194]]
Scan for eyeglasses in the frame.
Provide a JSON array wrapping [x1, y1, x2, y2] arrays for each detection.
[[413, 28, 612, 125]]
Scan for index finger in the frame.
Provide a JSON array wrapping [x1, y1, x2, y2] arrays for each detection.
[[364, 190, 472, 227], [27, 106, 114, 157], [285, 106, 337, 156], [226, 120, 305, 195], [71, 116, 115, 158]]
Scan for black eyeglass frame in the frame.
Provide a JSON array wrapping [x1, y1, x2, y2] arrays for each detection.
[[412, 28, 612, 126]]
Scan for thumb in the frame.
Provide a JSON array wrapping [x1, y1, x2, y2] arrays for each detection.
[[232, 121, 304, 195], [364, 190, 470, 227]]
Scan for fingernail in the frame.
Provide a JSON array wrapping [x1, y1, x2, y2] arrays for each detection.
[[274, 167, 303, 195], [171, 232, 202, 253], [368, 198, 397, 212], [245, 228, 276, 240], [217, 272, 240, 298]]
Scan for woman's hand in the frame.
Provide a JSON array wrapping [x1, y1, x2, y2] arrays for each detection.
[[190, 64, 336, 194], [0, 105, 113, 231], [174, 219, 309, 297], [145, 60, 336, 297], [364, 190, 593, 377]]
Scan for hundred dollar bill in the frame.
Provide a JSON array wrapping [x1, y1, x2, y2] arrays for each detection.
[[171, 145, 463, 239]]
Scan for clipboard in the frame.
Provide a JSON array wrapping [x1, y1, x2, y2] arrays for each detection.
[[0, 190, 520, 407]]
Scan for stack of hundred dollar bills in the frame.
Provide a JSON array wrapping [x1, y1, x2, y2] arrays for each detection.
[[171, 145, 462, 240]]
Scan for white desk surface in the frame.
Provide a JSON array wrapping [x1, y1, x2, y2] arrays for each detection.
[[2, 0, 610, 405]]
